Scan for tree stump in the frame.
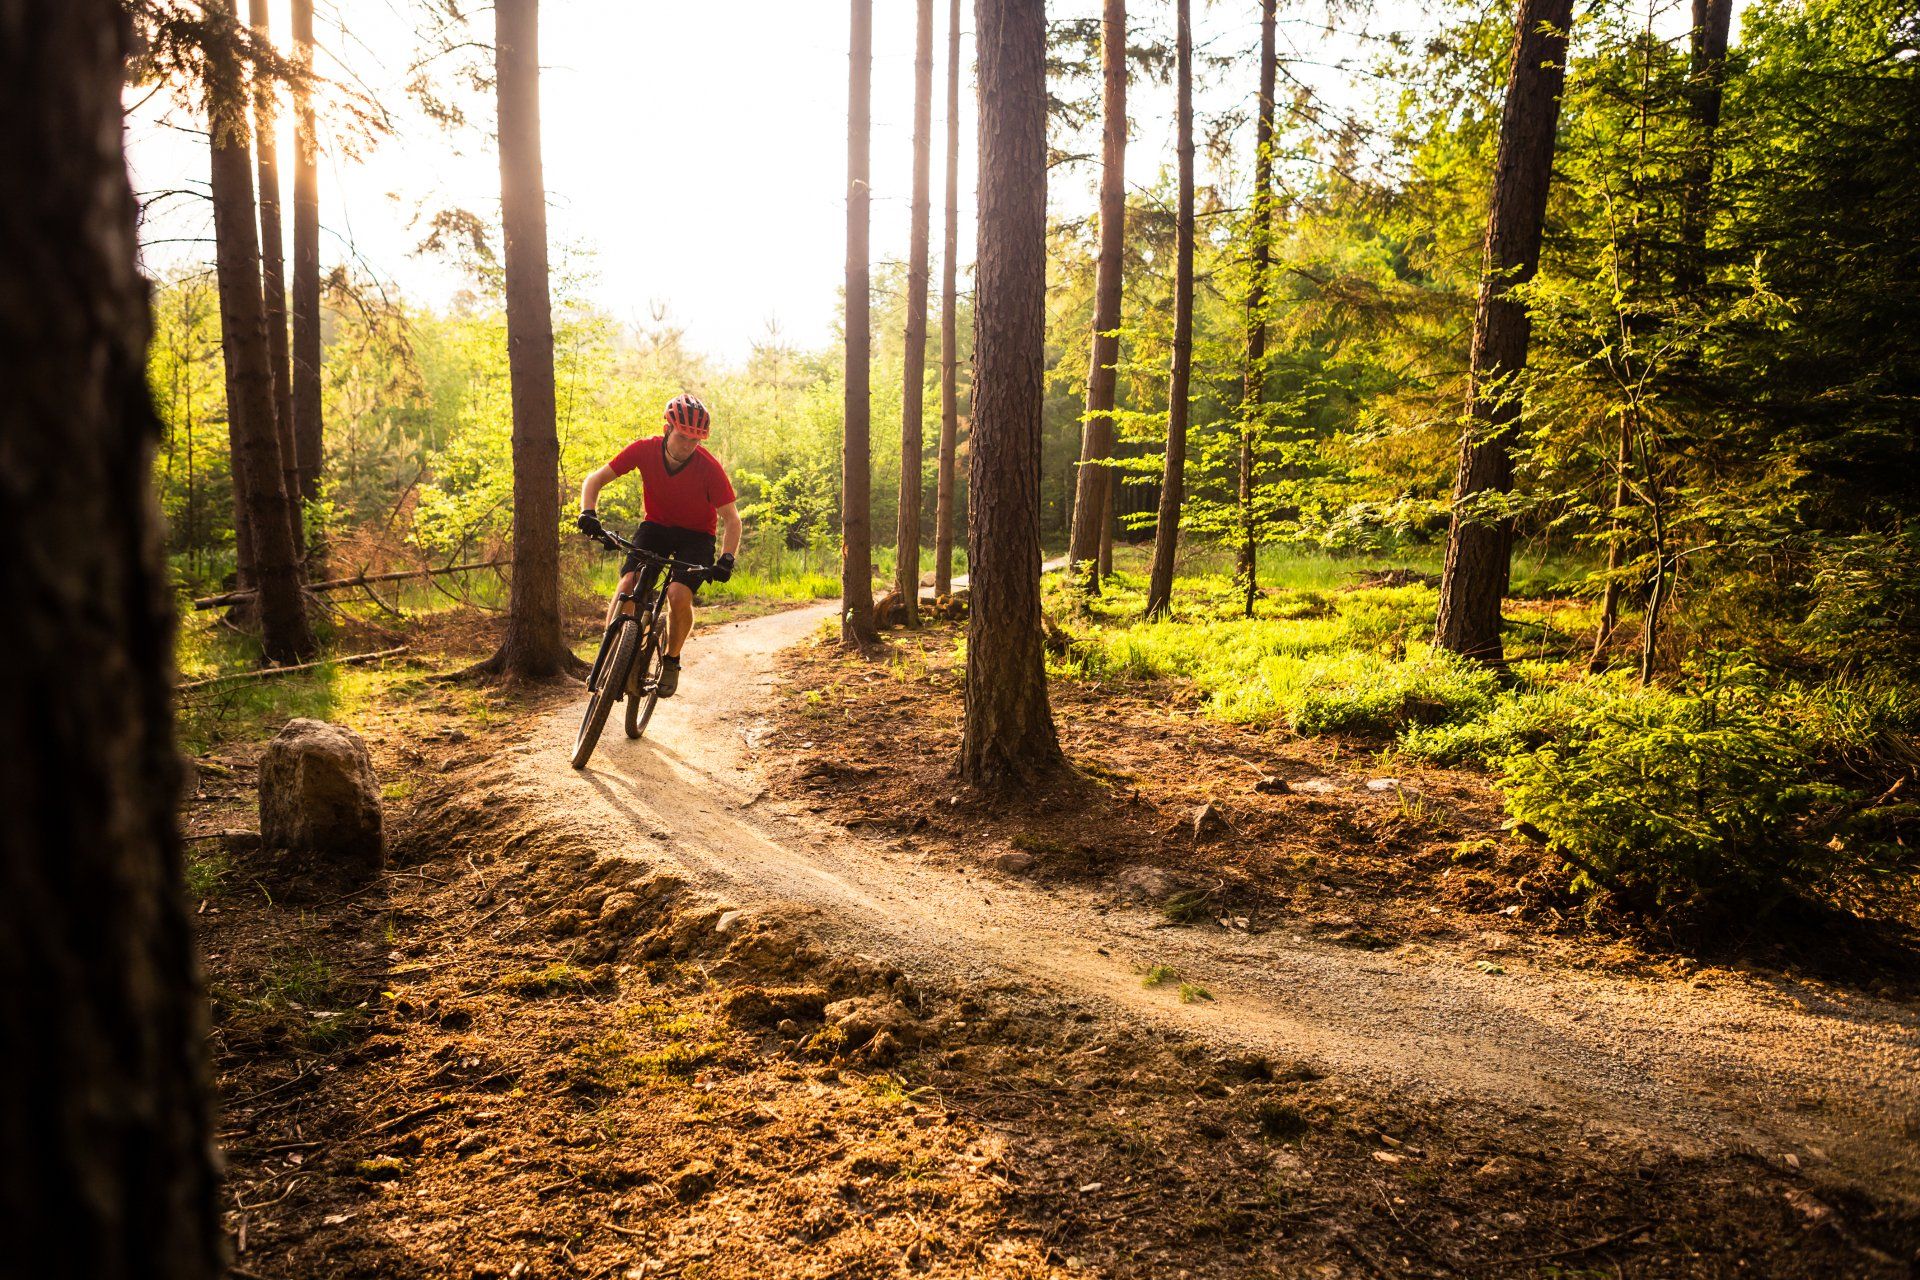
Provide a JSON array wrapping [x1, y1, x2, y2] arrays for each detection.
[[259, 718, 385, 873]]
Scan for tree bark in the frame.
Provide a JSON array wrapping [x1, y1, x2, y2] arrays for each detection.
[[843, 0, 880, 644], [249, 0, 300, 557], [208, 0, 315, 663], [1236, 0, 1277, 618], [960, 0, 1063, 786], [895, 0, 936, 626], [484, 0, 573, 680], [1144, 0, 1195, 620], [1066, 0, 1127, 590], [0, 3, 222, 1273], [1433, 0, 1575, 663], [1675, 0, 1733, 294], [1097, 467, 1114, 578], [290, 0, 324, 560], [933, 0, 963, 597]]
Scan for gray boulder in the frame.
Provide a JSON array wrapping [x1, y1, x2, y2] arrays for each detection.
[[259, 718, 384, 872]]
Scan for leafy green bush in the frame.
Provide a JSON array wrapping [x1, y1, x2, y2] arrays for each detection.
[[1500, 668, 1916, 911], [1398, 675, 1622, 766]]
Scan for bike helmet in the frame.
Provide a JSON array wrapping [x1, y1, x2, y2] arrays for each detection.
[[664, 393, 711, 440]]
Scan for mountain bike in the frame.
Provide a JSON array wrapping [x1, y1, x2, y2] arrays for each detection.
[[570, 530, 708, 770]]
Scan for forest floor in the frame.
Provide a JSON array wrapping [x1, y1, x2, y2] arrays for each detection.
[[184, 592, 1920, 1279]]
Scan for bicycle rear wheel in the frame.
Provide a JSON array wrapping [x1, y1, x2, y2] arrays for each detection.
[[624, 615, 667, 740], [571, 618, 639, 769]]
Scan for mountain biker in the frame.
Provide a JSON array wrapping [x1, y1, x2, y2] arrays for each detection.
[[575, 393, 742, 699]]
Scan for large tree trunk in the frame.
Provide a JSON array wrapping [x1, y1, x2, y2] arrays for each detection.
[[290, 0, 324, 562], [1144, 0, 1195, 620], [208, 0, 315, 664], [933, 0, 963, 597], [1236, 0, 1277, 618], [895, 0, 935, 626], [249, 0, 300, 557], [1675, 0, 1733, 294], [842, 0, 880, 644], [1433, 0, 1575, 663], [1065, 0, 1127, 590], [1097, 467, 1114, 578], [960, 0, 1062, 786], [481, 0, 574, 680], [0, 3, 222, 1274]]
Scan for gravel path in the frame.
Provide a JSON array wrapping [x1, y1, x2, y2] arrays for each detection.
[[525, 600, 1920, 1197]]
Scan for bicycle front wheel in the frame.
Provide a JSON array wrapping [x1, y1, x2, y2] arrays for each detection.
[[625, 615, 667, 740], [571, 618, 640, 769]]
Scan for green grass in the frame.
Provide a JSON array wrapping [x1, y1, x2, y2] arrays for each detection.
[[1053, 553, 1920, 915], [1141, 964, 1179, 987], [183, 846, 231, 899], [1050, 570, 1504, 737]]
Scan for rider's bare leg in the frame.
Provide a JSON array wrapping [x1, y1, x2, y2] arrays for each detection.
[[606, 571, 640, 624], [665, 581, 695, 657]]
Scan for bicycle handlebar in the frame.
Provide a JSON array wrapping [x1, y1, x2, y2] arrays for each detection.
[[585, 527, 711, 575]]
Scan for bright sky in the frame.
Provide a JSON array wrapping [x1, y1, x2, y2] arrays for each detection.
[[125, 1, 1449, 364]]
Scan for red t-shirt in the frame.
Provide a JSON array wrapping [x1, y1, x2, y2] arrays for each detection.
[[606, 435, 736, 535]]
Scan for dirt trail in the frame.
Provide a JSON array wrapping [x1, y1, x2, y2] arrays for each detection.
[[522, 601, 1920, 1198]]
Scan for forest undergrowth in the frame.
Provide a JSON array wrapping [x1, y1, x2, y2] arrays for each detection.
[[1039, 548, 1920, 948], [180, 587, 1918, 1278]]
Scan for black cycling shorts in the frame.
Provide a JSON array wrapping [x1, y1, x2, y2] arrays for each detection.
[[621, 520, 717, 594]]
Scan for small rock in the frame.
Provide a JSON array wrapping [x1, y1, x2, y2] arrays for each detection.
[[221, 829, 262, 855], [444, 727, 470, 744], [1192, 801, 1231, 841], [715, 909, 746, 934], [1253, 775, 1290, 795], [1365, 777, 1402, 792], [990, 851, 1037, 874], [259, 719, 384, 873]]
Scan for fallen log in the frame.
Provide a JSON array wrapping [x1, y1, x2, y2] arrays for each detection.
[[191, 559, 508, 610], [176, 646, 409, 692]]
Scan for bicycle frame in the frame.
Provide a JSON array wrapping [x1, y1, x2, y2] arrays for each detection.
[[584, 532, 706, 693]]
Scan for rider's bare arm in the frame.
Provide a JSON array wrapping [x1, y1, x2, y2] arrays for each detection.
[[580, 463, 617, 514], [717, 501, 742, 559]]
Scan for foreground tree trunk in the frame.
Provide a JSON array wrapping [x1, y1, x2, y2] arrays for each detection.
[[208, 0, 315, 663], [933, 0, 963, 596], [1066, 0, 1127, 590], [842, 0, 880, 644], [895, 0, 935, 626], [1433, 0, 1575, 663], [1675, 0, 1733, 294], [482, 0, 573, 680], [0, 3, 222, 1272], [290, 0, 324, 561], [960, 0, 1062, 786], [1144, 0, 1195, 619], [1236, 0, 1277, 618], [250, 0, 300, 556]]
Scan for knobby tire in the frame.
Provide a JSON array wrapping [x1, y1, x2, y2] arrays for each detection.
[[624, 615, 666, 740], [571, 618, 640, 769]]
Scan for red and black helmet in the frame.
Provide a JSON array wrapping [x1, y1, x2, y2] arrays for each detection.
[[664, 393, 711, 440]]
